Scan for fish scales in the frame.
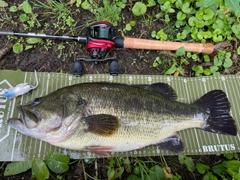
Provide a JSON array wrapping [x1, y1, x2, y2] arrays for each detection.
[[50, 83, 205, 151]]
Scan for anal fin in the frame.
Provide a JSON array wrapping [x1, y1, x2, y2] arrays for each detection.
[[85, 145, 114, 157], [157, 134, 185, 153]]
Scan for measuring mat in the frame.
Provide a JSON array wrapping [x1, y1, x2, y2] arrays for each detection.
[[0, 70, 240, 161]]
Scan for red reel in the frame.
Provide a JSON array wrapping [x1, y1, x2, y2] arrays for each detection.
[[86, 22, 116, 59]]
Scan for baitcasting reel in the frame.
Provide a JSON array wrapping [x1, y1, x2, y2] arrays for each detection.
[[72, 21, 119, 76]]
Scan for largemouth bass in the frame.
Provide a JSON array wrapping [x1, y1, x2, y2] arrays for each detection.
[[8, 83, 237, 156]]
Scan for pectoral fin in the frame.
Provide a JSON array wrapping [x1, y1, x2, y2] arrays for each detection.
[[85, 145, 114, 156], [157, 134, 185, 153], [84, 114, 120, 136]]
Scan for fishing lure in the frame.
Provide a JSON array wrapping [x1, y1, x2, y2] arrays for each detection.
[[4, 70, 38, 99]]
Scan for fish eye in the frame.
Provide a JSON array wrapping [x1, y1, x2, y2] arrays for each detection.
[[32, 98, 41, 106]]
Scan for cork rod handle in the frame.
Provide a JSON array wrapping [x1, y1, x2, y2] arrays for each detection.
[[123, 37, 214, 54]]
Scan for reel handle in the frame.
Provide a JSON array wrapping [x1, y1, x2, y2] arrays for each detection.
[[123, 37, 214, 54]]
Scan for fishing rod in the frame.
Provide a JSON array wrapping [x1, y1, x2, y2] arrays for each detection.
[[0, 21, 215, 76]]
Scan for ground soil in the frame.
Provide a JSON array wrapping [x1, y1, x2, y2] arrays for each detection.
[[0, 0, 239, 180]]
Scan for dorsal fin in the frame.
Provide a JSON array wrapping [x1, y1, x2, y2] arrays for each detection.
[[135, 83, 177, 100], [84, 114, 120, 136]]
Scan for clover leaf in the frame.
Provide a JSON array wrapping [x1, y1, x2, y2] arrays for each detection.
[[213, 29, 223, 42], [182, 2, 192, 14], [210, 65, 219, 74], [237, 46, 240, 55], [214, 56, 222, 66], [212, 19, 224, 30], [132, 2, 147, 16], [13, 43, 23, 54], [203, 68, 212, 75], [188, 16, 197, 27], [203, 0, 220, 8], [177, 11, 186, 21], [223, 57, 233, 68], [231, 24, 240, 39], [203, 8, 214, 20]]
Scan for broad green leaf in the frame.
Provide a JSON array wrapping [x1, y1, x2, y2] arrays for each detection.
[[177, 66, 185, 75], [196, 163, 210, 174], [214, 56, 222, 66], [76, 0, 82, 7], [13, 43, 23, 54], [153, 61, 159, 67], [123, 158, 130, 165], [84, 158, 95, 164], [9, 5, 18, 12], [177, 11, 186, 21], [212, 19, 224, 30], [178, 155, 195, 172], [192, 66, 204, 73], [188, 16, 197, 26], [203, 172, 218, 180], [196, 0, 204, 7], [154, 165, 165, 179], [32, 159, 49, 180], [165, 63, 177, 75], [232, 24, 240, 39], [46, 152, 70, 174], [81, 0, 90, 10], [203, 8, 214, 21], [203, 68, 211, 75], [4, 161, 32, 176], [212, 165, 225, 175], [127, 174, 141, 180], [25, 45, 33, 50], [157, 0, 168, 4], [203, 55, 210, 62], [147, 0, 156, 7], [26, 38, 42, 44], [133, 166, 141, 175], [237, 46, 240, 55], [132, 2, 147, 16], [107, 168, 115, 179], [151, 31, 156, 38], [129, 20, 136, 26], [210, 65, 219, 73], [224, 160, 240, 172], [113, 167, 124, 179], [22, 1, 32, 14], [224, 153, 234, 160], [182, 2, 192, 14], [0, 0, 8, 7], [225, 0, 240, 13], [176, 46, 185, 56], [203, 0, 220, 7], [19, 14, 29, 22], [125, 24, 132, 31]]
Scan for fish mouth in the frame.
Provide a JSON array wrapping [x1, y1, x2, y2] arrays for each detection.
[[8, 118, 27, 135], [8, 118, 23, 125], [16, 105, 39, 129]]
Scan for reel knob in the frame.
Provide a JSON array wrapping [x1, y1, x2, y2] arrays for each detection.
[[109, 60, 119, 76], [72, 60, 83, 76]]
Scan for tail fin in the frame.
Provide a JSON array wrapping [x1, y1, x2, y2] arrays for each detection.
[[195, 90, 237, 136]]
